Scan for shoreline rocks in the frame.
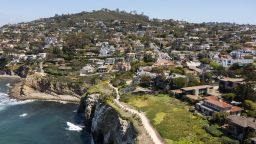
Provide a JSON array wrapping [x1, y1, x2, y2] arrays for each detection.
[[8, 74, 81, 103]]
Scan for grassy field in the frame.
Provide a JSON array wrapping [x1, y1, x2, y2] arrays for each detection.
[[87, 81, 115, 97], [123, 94, 222, 144]]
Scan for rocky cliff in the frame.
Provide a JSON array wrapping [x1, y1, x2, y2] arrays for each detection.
[[24, 73, 86, 96], [10, 73, 85, 102], [77, 94, 137, 144]]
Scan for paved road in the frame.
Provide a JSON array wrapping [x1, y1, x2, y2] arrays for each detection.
[[109, 84, 164, 144]]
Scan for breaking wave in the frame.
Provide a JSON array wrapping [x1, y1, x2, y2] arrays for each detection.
[[0, 92, 33, 112], [65, 122, 84, 132], [19, 113, 28, 117]]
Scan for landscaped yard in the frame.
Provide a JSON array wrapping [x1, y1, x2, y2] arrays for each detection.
[[122, 94, 222, 144]]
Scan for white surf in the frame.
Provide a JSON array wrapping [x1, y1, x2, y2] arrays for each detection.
[[65, 122, 83, 132], [19, 113, 28, 117], [0, 92, 34, 112]]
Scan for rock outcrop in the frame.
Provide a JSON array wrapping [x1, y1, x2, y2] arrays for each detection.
[[24, 73, 86, 96], [77, 94, 137, 144], [10, 73, 85, 102]]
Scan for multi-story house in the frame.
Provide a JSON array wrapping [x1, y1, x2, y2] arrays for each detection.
[[116, 62, 131, 72], [219, 77, 244, 93], [98, 42, 115, 57], [196, 96, 242, 116], [214, 54, 254, 68], [80, 65, 95, 76], [225, 115, 256, 141]]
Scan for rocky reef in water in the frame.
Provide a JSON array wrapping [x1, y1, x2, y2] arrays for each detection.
[[77, 93, 138, 144]]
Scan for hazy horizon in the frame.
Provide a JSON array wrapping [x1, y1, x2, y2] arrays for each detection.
[[1, 0, 256, 26]]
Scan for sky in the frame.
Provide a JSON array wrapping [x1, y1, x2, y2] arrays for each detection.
[[0, 0, 256, 26]]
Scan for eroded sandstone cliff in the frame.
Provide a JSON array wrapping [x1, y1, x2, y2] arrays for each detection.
[[77, 94, 137, 144]]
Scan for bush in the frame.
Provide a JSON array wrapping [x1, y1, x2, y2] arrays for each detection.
[[200, 58, 211, 64], [213, 112, 229, 124], [173, 77, 186, 89], [171, 67, 185, 75], [210, 61, 224, 70], [222, 93, 236, 101], [44, 68, 67, 76], [205, 125, 223, 137], [220, 136, 239, 144]]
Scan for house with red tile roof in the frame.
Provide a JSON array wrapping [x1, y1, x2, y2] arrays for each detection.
[[196, 96, 242, 116]]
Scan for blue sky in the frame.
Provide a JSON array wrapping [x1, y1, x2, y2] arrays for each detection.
[[0, 0, 256, 26]]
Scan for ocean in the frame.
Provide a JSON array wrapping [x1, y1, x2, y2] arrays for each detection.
[[0, 78, 92, 144]]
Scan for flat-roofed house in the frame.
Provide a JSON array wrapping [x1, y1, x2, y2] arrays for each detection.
[[97, 65, 108, 73], [105, 58, 115, 65], [171, 85, 213, 97], [116, 62, 131, 72], [153, 60, 175, 68], [219, 77, 244, 93], [80, 65, 95, 76], [125, 53, 136, 62], [115, 57, 125, 63]]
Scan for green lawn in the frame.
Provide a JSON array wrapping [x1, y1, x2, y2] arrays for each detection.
[[123, 94, 222, 144]]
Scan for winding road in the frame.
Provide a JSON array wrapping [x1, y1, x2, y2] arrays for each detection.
[[109, 84, 164, 144]]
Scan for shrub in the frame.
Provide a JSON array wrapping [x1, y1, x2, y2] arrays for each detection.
[[205, 125, 223, 137], [213, 112, 229, 124], [200, 58, 211, 64], [222, 93, 236, 101], [173, 77, 186, 89], [210, 61, 224, 70], [171, 67, 185, 75], [220, 136, 239, 144]]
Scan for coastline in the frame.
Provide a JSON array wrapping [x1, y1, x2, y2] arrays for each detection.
[[5, 76, 81, 104], [0, 75, 21, 79]]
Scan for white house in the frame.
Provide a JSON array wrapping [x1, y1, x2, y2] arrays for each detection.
[[105, 58, 115, 65], [45, 37, 58, 45], [37, 53, 47, 59], [26, 55, 37, 61], [99, 42, 115, 57], [214, 55, 254, 68], [80, 65, 95, 76]]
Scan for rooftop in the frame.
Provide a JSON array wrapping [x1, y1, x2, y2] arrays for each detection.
[[153, 60, 175, 67], [204, 96, 242, 111], [181, 85, 213, 91], [228, 115, 256, 129], [205, 96, 231, 109], [219, 77, 244, 82]]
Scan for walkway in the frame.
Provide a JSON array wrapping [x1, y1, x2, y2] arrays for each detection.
[[109, 84, 164, 144]]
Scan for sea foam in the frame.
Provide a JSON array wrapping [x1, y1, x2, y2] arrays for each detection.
[[0, 92, 34, 112], [65, 122, 83, 132], [19, 113, 28, 117]]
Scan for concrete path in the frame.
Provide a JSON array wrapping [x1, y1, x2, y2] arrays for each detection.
[[109, 84, 164, 144]]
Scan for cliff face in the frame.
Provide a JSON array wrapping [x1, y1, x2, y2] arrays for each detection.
[[78, 94, 137, 144], [24, 73, 86, 96], [9, 73, 84, 102]]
